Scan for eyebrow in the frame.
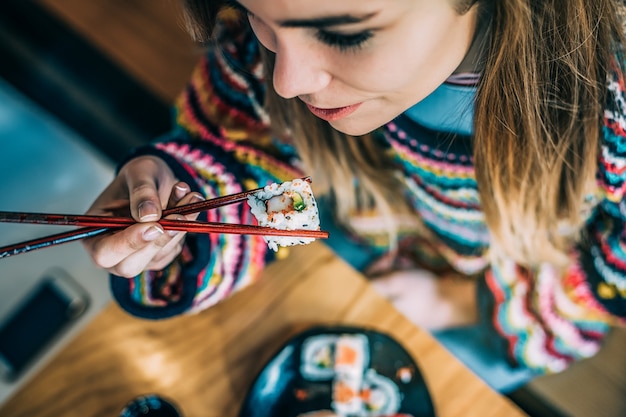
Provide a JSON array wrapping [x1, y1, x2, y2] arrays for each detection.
[[277, 13, 378, 28], [228, 1, 378, 29]]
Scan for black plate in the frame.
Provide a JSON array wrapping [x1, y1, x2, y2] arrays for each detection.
[[238, 326, 436, 417]]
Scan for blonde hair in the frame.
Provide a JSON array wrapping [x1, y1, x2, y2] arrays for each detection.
[[475, 0, 624, 265], [182, 0, 625, 267]]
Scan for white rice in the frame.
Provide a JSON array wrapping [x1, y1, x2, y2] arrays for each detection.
[[247, 179, 320, 251]]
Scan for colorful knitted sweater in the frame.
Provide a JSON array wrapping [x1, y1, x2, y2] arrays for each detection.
[[111, 15, 626, 374]]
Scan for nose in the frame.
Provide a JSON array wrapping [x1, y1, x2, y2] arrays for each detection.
[[272, 39, 332, 99]]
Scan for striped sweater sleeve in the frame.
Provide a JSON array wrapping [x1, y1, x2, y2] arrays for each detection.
[[484, 58, 626, 373], [110, 11, 302, 319]]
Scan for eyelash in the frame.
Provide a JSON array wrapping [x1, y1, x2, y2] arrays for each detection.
[[315, 30, 373, 51], [226, 1, 373, 52]]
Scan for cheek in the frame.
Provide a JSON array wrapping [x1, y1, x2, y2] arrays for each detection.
[[335, 19, 471, 100], [330, 35, 431, 95], [330, 47, 421, 96]]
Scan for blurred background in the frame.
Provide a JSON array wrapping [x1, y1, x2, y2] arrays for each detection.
[[0, 0, 197, 405], [0, 1, 624, 416]]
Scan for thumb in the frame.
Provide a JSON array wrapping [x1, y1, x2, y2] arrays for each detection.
[[122, 157, 170, 222]]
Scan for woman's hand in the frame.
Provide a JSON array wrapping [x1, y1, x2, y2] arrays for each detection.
[[82, 155, 204, 278], [370, 269, 478, 330]]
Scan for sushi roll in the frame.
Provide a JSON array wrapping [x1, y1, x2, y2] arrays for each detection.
[[300, 334, 338, 380], [247, 178, 320, 251], [331, 376, 363, 416], [360, 369, 402, 415], [334, 334, 369, 379]]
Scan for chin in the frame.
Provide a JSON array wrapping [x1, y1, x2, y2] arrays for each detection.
[[328, 117, 387, 137]]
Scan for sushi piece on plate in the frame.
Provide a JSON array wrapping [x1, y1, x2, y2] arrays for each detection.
[[247, 178, 320, 251], [360, 369, 402, 415], [334, 334, 369, 379], [300, 334, 338, 380], [332, 376, 363, 416]]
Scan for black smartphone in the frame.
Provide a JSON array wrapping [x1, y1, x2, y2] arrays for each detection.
[[0, 269, 89, 382]]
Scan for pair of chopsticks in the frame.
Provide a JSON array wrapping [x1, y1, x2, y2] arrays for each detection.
[[0, 177, 328, 259]]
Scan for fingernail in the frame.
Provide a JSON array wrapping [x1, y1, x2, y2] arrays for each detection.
[[168, 230, 179, 237], [175, 184, 189, 199], [192, 193, 205, 202], [138, 201, 159, 221], [143, 225, 164, 241]]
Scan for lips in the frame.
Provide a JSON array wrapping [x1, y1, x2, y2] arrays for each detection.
[[304, 102, 362, 122]]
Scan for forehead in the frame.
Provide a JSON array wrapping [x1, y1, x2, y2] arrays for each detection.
[[237, 0, 468, 19], [238, 0, 405, 15], [232, 0, 468, 17]]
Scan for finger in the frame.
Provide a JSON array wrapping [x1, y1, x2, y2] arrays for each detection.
[[108, 244, 163, 278], [112, 229, 186, 277], [167, 182, 191, 210], [370, 275, 402, 299], [175, 191, 206, 221], [110, 211, 192, 275], [162, 193, 205, 240], [85, 222, 165, 270], [145, 241, 184, 271], [122, 160, 166, 222], [370, 271, 438, 300]]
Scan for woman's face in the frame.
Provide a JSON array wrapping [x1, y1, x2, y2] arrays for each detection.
[[236, 0, 479, 135]]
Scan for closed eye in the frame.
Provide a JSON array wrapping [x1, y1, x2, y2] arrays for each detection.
[[227, 0, 376, 52], [315, 30, 373, 51]]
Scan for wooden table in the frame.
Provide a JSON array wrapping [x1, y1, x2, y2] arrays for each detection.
[[0, 242, 526, 417]]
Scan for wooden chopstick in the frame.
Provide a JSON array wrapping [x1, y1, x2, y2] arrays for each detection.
[[0, 228, 110, 259], [0, 212, 328, 237], [0, 177, 321, 258], [0, 221, 327, 259]]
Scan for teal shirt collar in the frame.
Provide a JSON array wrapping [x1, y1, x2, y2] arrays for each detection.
[[404, 82, 476, 136]]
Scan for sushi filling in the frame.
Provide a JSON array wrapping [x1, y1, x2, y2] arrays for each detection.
[[264, 191, 306, 217]]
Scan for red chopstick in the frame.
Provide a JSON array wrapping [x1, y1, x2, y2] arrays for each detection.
[[0, 212, 328, 237], [0, 227, 111, 259], [0, 177, 322, 258]]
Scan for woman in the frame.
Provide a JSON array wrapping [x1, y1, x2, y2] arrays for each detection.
[[83, 0, 626, 392]]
